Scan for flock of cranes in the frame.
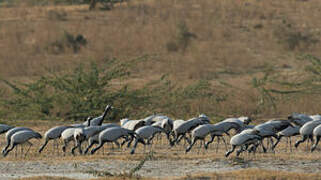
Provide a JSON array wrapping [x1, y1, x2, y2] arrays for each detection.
[[1, 104, 321, 158]]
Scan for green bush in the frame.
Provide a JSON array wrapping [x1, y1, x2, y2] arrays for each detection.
[[0, 56, 223, 121]]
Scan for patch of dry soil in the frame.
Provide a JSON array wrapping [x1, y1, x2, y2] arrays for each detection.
[[0, 158, 321, 179]]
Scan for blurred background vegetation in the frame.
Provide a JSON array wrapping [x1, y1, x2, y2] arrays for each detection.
[[1, 0, 321, 122]]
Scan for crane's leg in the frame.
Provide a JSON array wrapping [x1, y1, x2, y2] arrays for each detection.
[[216, 137, 221, 153], [185, 137, 198, 153], [3, 143, 16, 157], [311, 136, 320, 152], [126, 136, 134, 148], [205, 134, 215, 149], [184, 135, 191, 145], [91, 141, 105, 155], [24, 141, 32, 158], [113, 140, 121, 152], [15, 145, 17, 157], [221, 136, 228, 151], [236, 146, 245, 156], [225, 145, 235, 157], [84, 141, 95, 154], [272, 135, 282, 150], [130, 139, 139, 155], [62, 139, 69, 156], [39, 139, 49, 154], [21, 144, 24, 158], [176, 134, 184, 145], [289, 137, 293, 152], [285, 137, 288, 152], [295, 135, 307, 149]]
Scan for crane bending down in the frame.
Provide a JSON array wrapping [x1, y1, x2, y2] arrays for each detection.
[[0, 124, 14, 135], [90, 127, 138, 155], [295, 120, 321, 149], [2, 127, 33, 155], [83, 123, 120, 154], [225, 130, 262, 157], [72, 123, 119, 155], [3, 130, 42, 157], [171, 115, 210, 146], [130, 126, 167, 154], [38, 125, 73, 153]]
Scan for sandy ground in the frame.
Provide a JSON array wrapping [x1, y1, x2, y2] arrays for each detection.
[[1, 157, 321, 179], [1, 131, 321, 179]]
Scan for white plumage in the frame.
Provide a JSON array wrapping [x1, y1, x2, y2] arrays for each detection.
[[121, 119, 145, 131], [311, 124, 321, 152]]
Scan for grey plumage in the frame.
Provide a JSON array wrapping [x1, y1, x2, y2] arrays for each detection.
[[0, 124, 14, 134], [3, 130, 42, 157], [225, 131, 261, 157], [130, 126, 166, 154], [295, 120, 321, 148], [172, 115, 209, 146], [90, 127, 137, 154], [2, 127, 33, 155], [38, 125, 72, 153]]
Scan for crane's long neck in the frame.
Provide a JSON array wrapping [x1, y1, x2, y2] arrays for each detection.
[[100, 106, 111, 125]]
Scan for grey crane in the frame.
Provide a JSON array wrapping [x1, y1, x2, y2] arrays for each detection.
[[72, 123, 120, 155], [83, 123, 120, 154], [171, 115, 210, 146], [204, 121, 242, 149], [272, 125, 300, 152], [90, 127, 138, 154], [222, 116, 252, 129], [185, 121, 240, 153], [0, 124, 14, 135], [38, 125, 73, 154], [83, 105, 112, 126], [173, 120, 185, 130], [151, 118, 173, 144], [130, 126, 167, 154], [2, 127, 33, 155], [253, 119, 293, 152], [185, 124, 220, 153], [121, 118, 146, 131], [121, 118, 146, 147], [61, 128, 82, 154], [295, 120, 321, 149], [60, 117, 93, 154], [225, 130, 262, 157], [288, 113, 315, 126], [3, 130, 42, 157], [311, 124, 321, 152]]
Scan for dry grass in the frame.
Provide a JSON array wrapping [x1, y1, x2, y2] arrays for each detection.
[[178, 169, 321, 180], [19, 177, 75, 180]]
